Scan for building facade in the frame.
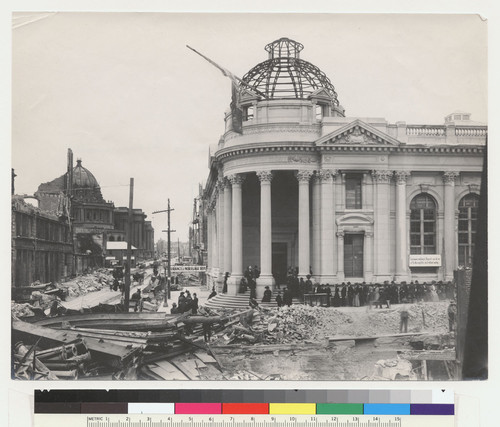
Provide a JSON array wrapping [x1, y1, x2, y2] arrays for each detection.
[[112, 208, 155, 260], [202, 38, 486, 297], [11, 196, 73, 287]]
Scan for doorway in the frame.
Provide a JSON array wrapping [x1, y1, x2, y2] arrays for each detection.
[[344, 234, 364, 277], [272, 242, 287, 285]]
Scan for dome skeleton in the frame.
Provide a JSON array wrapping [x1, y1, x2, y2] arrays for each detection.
[[187, 38, 339, 105]]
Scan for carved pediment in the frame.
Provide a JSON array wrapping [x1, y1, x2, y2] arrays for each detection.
[[336, 213, 374, 226], [316, 120, 401, 146], [240, 88, 259, 102], [309, 87, 333, 100]]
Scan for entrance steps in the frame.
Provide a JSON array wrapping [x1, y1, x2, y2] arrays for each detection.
[[203, 292, 301, 310]]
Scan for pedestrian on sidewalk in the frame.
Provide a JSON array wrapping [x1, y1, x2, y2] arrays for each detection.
[[191, 293, 199, 314], [400, 306, 409, 333]]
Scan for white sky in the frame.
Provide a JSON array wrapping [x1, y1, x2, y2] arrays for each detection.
[[11, 13, 487, 241]]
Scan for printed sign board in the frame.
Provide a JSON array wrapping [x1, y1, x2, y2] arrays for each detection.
[[171, 265, 207, 272], [409, 254, 442, 267]]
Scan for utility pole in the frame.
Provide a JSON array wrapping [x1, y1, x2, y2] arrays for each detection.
[[124, 177, 134, 311], [153, 199, 175, 305]]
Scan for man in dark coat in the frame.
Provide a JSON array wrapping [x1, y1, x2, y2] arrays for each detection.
[[283, 287, 292, 307], [276, 291, 283, 308], [191, 293, 199, 314]]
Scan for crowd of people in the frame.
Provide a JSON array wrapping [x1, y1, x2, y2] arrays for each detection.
[[171, 290, 199, 315]]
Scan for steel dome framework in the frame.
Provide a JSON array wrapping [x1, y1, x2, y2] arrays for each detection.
[[240, 38, 340, 105]]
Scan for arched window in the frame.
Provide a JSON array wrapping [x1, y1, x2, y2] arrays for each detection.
[[410, 193, 437, 254], [458, 194, 479, 267], [108, 235, 115, 242]]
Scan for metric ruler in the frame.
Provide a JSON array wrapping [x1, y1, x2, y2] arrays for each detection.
[[34, 414, 454, 427]]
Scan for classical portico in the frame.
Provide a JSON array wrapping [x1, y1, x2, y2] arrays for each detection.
[[201, 38, 485, 296]]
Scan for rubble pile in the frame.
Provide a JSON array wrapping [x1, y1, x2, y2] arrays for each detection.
[[11, 302, 37, 318], [59, 269, 112, 299], [211, 302, 449, 346]]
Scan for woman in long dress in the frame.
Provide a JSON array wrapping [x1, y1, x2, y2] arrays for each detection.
[[332, 286, 341, 307], [353, 285, 360, 307]]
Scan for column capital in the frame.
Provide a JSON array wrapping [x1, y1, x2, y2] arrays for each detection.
[[365, 231, 374, 238], [295, 170, 314, 183], [336, 230, 344, 240], [228, 174, 245, 186], [442, 171, 460, 184], [394, 170, 411, 184], [217, 178, 227, 192], [256, 170, 274, 183], [319, 169, 338, 182], [371, 169, 393, 183]]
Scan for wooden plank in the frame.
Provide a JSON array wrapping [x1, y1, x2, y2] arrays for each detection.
[[150, 361, 188, 380], [171, 360, 199, 380], [186, 358, 206, 369], [194, 351, 217, 364], [398, 349, 456, 361], [328, 332, 426, 342]]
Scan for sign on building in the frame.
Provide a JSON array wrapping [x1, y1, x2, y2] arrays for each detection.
[[409, 254, 442, 267], [171, 265, 207, 272]]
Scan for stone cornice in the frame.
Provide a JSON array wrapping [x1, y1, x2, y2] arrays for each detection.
[[215, 142, 484, 162]]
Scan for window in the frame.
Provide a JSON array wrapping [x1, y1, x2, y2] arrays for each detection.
[[243, 105, 254, 121], [458, 194, 479, 267], [345, 174, 363, 209], [410, 193, 437, 254]]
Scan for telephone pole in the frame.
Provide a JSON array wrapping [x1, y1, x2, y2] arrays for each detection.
[[153, 199, 175, 304], [124, 178, 134, 311]]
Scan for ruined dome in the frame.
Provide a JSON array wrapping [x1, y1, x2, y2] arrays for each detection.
[[73, 159, 100, 189], [241, 38, 340, 105]]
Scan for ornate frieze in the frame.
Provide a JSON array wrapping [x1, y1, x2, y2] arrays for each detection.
[[371, 170, 393, 183], [228, 174, 245, 186], [288, 155, 317, 164], [295, 170, 314, 183], [256, 170, 274, 183], [442, 171, 460, 184], [318, 169, 338, 182], [394, 170, 411, 184]]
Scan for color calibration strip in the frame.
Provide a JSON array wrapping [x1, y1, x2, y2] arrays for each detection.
[[35, 389, 454, 416]]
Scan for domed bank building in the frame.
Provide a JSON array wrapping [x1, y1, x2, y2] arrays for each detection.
[[201, 38, 486, 297]]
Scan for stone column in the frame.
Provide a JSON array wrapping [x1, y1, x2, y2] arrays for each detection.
[[206, 207, 213, 272], [229, 174, 245, 293], [311, 172, 321, 279], [336, 230, 345, 281], [394, 171, 411, 282], [257, 171, 275, 293], [296, 170, 313, 278], [216, 178, 225, 286], [372, 170, 393, 281], [319, 169, 337, 283], [211, 191, 218, 279], [364, 231, 374, 282], [443, 171, 459, 280], [223, 178, 232, 278]]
